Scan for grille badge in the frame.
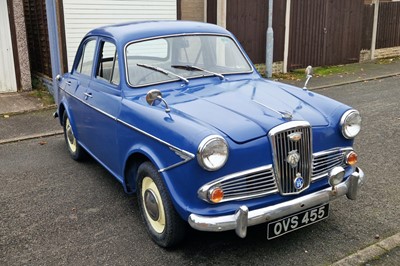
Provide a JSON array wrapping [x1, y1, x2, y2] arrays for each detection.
[[287, 150, 300, 168], [288, 132, 302, 142], [294, 173, 304, 189]]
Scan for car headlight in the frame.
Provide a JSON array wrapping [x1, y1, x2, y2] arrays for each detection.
[[197, 135, 229, 171], [340, 109, 362, 139]]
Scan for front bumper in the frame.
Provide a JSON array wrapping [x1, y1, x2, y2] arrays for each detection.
[[188, 167, 365, 238]]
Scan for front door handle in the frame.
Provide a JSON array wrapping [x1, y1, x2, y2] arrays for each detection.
[[84, 92, 93, 100]]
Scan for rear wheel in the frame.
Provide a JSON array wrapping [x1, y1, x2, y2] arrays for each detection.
[[136, 161, 186, 247], [63, 112, 85, 160]]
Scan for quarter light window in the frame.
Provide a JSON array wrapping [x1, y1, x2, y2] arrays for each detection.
[[76, 39, 96, 76], [96, 41, 120, 85]]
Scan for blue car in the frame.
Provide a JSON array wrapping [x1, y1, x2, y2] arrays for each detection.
[[56, 21, 365, 247]]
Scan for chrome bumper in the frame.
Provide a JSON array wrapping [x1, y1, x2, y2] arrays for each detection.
[[188, 167, 365, 238]]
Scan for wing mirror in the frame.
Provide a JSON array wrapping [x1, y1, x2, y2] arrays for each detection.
[[146, 89, 170, 113], [303, 66, 313, 90]]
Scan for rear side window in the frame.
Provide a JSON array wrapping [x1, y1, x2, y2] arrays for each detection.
[[76, 39, 96, 76], [96, 41, 120, 85]]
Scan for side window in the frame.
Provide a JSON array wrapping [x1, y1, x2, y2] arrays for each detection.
[[76, 39, 96, 76], [96, 41, 120, 85]]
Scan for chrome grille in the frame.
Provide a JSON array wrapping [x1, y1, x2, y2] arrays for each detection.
[[198, 166, 278, 203], [269, 122, 312, 195], [312, 148, 349, 181]]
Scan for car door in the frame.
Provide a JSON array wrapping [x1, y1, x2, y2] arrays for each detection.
[[82, 39, 122, 174], [66, 38, 97, 145]]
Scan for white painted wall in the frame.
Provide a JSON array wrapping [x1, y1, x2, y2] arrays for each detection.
[[0, 0, 17, 93], [63, 0, 177, 71]]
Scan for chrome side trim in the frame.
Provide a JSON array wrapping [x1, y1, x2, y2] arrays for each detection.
[[188, 167, 365, 237], [60, 88, 195, 171]]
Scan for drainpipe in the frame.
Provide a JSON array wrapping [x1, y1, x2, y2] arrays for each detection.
[[45, 0, 61, 103], [266, 0, 274, 78], [371, 0, 379, 60]]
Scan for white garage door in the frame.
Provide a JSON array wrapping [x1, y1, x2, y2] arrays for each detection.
[[0, 0, 17, 93], [63, 0, 177, 71]]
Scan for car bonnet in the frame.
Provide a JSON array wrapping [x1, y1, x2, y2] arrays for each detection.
[[166, 78, 338, 144]]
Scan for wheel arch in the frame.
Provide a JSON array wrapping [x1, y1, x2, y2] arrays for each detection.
[[58, 102, 80, 140], [58, 103, 66, 126], [124, 151, 150, 193]]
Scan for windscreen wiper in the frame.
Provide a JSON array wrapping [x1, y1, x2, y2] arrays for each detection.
[[171, 65, 224, 80], [137, 63, 189, 84]]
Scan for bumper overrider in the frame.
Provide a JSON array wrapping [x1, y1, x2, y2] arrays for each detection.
[[188, 167, 365, 238]]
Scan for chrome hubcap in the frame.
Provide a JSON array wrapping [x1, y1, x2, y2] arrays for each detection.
[[141, 176, 166, 233], [144, 189, 160, 221], [65, 118, 76, 153]]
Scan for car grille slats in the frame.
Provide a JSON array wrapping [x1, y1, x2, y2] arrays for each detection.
[[312, 149, 348, 180], [269, 122, 312, 195], [222, 179, 277, 193], [220, 168, 277, 200], [199, 166, 279, 202]]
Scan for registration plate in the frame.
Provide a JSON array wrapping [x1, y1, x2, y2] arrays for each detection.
[[267, 204, 329, 240]]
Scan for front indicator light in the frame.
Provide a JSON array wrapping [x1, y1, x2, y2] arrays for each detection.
[[346, 151, 358, 166], [209, 187, 224, 203]]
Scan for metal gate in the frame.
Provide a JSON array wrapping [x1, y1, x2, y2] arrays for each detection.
[[0, 0, 17, 93]]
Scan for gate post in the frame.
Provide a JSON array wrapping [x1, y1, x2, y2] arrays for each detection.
[[371, 0, 380, 60], [217, 0, 227, 28], [266, 0, 274, 78], [283, 0, 291, 73], [45, 0, 62, 102]]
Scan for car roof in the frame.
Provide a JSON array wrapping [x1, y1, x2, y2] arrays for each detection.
[[85, 20, 231, 45]]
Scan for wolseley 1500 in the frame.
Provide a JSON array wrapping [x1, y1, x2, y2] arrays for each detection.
[[55, 21, 365, 247]]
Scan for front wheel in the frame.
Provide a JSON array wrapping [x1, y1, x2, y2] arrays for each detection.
[[63, 112, 85, 160], [136, 162, 186, 247]]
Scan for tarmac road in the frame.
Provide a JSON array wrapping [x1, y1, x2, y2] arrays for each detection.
[[1, 76, 399, 265]]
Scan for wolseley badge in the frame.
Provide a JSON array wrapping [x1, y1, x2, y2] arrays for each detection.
[[294, 173, 304, 190], [286, 150, 300, 168]]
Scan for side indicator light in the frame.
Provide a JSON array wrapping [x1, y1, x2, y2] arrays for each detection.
[[209, 187, 224, 203]]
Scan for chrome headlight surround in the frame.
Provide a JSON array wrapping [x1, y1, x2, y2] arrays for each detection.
[[340, 109, 362, 139], [197, 135, 229, 171]]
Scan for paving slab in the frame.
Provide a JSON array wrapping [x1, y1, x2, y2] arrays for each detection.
[[0, 108, 62, 143], [0, 92, 46, 115]]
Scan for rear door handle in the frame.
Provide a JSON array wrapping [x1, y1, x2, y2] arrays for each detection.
[[84, 92, 93, 100]]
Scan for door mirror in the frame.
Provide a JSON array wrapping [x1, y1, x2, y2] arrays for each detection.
[[146, 89, 170, 113]]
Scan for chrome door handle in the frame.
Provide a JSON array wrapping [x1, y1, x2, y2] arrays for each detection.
[[84, 92, 93, 100]]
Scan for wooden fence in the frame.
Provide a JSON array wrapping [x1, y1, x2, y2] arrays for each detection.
[[208, 0, 400, 70], [22, 0, 400, 77]]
